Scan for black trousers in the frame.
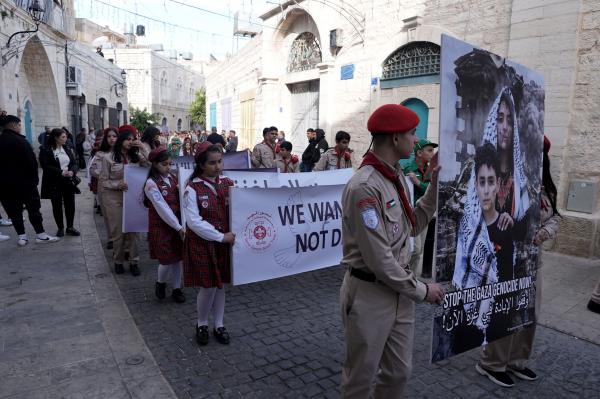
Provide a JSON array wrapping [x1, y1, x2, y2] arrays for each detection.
[[50, 186, 76, 230], [0, 187, 45, 235]]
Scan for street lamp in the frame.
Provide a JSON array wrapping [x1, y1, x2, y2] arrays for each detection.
[[5, 0, 46, 48]]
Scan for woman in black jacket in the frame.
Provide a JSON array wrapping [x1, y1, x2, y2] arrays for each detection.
[[39, 128, 81, 237]]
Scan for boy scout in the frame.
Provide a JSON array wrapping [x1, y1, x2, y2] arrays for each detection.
[[403, 138, 438, 277], [313, 130, 352, 171], [340, 104, 444, 398], [251, 126, 278, 168]]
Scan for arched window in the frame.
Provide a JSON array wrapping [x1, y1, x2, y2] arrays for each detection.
[[159, 71, 168, 104], [287, 32, 322, 73], [382, 42, 440, 80], [177, 118, 182, 131]]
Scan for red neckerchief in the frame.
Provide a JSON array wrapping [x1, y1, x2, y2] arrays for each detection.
[[282, 156, 291, 173], [200, 176, 220, 186], [359, 151, 416, 228], [334, 147, 345, 169], [263, 140, 276, 158]]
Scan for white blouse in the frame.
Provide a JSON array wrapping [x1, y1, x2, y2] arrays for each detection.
[[53, 146, 70, 172], [183, 178, 225, 243], [144, 176, 183, 232]]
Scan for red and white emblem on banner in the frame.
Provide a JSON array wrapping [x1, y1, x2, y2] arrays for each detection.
[[243, 211, 276, 251]]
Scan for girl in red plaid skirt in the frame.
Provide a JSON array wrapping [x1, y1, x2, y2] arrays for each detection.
[[143, 146, 186, 303], [182, 143, 235, 346]]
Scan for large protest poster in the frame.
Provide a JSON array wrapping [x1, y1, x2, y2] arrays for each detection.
[[171, 150, 251, 170], [431, 35, 544, 361], [230, 184, 346, 285]]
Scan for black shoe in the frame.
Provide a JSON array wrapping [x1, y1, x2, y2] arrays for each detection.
[[155, 282, 166, 299], [95, 206, 101, 214], [507, 366, 538, 381], [171, 288, 186, 303], [588, 300, 600, 314], [56, 229, 64, 237], [115, 263, 125, 274], [196, 325, 209, 346], [213, 327, 230, 345], [124, 251, 130, 261], [106, 241, 113, 250], [130, 263, 141, 276], [66, 227, 80, 236], [476, 364, 514, 387]]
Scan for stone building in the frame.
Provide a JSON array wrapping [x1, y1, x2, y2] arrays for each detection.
[[111, 48, 205, 132], [204, 0, 600, 257], [0, 0, 128, 148]]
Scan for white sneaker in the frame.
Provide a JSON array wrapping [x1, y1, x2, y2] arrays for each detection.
[[17, 237, 29, 246], [0, 218, 12, 226], [0, 233, 10, 242], [35, 235, 60, 244]]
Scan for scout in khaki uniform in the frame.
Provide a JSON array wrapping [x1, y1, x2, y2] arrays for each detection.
[[313, 130, 353, 171], [251, 126, 278, 168], [403, 138, 438, 277], [274, 141, 300, 173], [339, 104, 444, 399]]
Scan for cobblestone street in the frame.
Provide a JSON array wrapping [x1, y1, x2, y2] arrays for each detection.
[[96, 216, 600, 399]]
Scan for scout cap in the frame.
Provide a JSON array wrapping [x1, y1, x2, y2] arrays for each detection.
[[367, 104, 419, 135], [118, 124, 137, 135], [148, 145, 168, 162], [414, 138, 438, 152], [194, 141, 212, 159]]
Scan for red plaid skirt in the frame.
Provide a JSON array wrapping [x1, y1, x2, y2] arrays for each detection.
[[149, 218, 182, 264], [89, 176, 99, 194], [183, 232, 231, 288]]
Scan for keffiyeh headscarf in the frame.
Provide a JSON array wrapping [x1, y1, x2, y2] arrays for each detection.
[[452, 88, 530, 331]]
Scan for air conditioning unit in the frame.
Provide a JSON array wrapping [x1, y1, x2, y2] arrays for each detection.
[[66, 83, 82, 97], [66, 66, 83, 85]]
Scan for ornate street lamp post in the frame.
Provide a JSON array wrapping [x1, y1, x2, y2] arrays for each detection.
[[5, 0, 46, 48]]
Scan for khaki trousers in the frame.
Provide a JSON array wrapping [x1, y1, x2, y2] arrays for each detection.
[[101, 189, 139, 264], [408, 228, 428, 277], [591, 277, 600, 304], [340, 272, 415, 399], [480, 269, 543, 371]]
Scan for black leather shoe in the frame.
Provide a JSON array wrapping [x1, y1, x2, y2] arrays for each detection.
[[130, 263, 141, 276], [66, 227, 80, 236], [588, 300, 600, 314], [106, 241, 113, 250], [155, 282, 166, 299], [115, 263, 125, 274], [56, 229, 64, 237], [172, 288, 186, 303], [196, 325, 209, 346], [213, 327, 230, 345]]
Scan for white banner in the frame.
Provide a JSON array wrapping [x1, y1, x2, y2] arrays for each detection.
[[230, 184, 346, 285], [123, 165, 150, 233]]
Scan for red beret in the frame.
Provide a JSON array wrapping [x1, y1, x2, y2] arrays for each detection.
[[194, 141, 212, 159], [148, 145, 168, 162], [543, 135, 551, 154], [367, 104, 420, 134], [118, 124, 137, 136]]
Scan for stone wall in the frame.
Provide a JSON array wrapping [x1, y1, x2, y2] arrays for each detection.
[[114, 48, 205, 132]]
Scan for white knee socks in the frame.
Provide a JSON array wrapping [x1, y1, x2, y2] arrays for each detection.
[[196, 287, 226, 328], [157, 261, 183, 289]]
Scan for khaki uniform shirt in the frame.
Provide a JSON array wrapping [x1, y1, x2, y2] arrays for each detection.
[[251, 142, 276, 168], [341, 157, 437, 302], [313, 148, 353, 171], [274, 155, 300, 173], [99, 151, 149, 190]]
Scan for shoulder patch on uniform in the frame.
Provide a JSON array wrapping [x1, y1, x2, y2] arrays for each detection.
[[361, 208, 379, 230], [357, 197, 378, 209]]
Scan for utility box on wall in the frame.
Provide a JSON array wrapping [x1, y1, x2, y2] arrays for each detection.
[[566, 180, 598, 214]]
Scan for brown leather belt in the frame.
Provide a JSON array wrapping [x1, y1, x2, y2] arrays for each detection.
[[350, 267, 377, 283]]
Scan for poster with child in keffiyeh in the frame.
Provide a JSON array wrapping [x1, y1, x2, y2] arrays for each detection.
[[431, 35, 544, 362]]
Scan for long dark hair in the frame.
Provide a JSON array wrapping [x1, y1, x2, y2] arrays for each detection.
[[46, 128, 66, 149], [141, 126, 161, 150], [112, 131, 140, 164], [143, 149, 171, 207], [543, 151, 559, 216], [99, 127, 118, 153], [190, 145, 222, 180]]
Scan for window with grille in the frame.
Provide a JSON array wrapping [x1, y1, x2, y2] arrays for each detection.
[[382, 42, 440, 80], [288, 32, 322, 73]]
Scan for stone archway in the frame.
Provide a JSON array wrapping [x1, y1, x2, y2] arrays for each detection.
[[18, 36, 61, 142]]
